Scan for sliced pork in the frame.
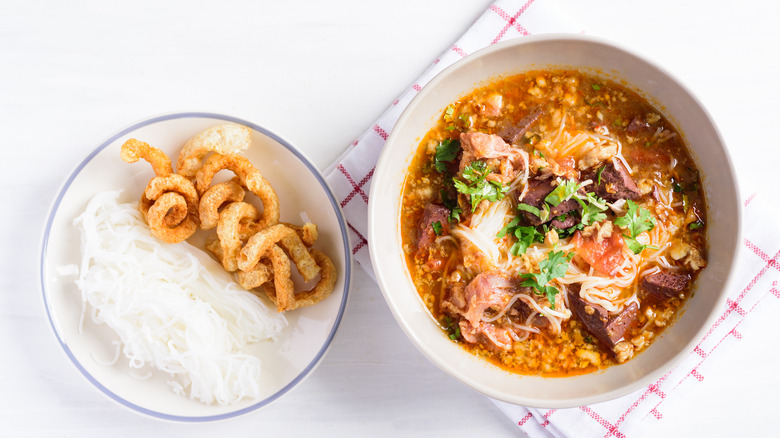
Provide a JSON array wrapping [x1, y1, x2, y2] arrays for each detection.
[[583, 161, 641, 201], [640, 271, 691, 304], [458, 132, 525, 184], [415, 203, 450, 257], [519, 177, 582, 226], [568, 287, 639, 348], [498, 106, 543, 145]]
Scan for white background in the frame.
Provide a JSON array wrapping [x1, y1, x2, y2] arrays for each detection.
[[2, 0, 779, 436]]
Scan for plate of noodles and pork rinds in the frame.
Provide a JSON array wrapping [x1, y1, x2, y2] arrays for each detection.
[[39, 113, 351, 421]]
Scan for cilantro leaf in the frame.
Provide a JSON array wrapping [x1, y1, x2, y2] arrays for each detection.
[[545, 179, 585, 207], [689, 221, 704, 230], [497, 217, 544, 256], [497, 216, 521, 239], [433, 139, 460, 173], [517, 202, 550, 223], [575, 192, 608, 226], [452, 161, 509, 211], [591, 84, 601, 91], [432, 221, 443, 236], [614, 200, 657, 254], [519, 250, 573, 309], [517, 203, 541, 218], [440, 188, 462, 223]]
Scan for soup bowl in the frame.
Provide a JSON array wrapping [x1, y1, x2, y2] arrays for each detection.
[[367, 34, 740, 407]]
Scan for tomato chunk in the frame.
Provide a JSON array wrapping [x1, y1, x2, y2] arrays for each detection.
[[572, 229, 625, 276]]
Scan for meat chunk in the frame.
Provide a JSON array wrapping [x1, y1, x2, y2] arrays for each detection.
[[568, 288, 639, 348], [459, 131, 515, 168], [480, 93, 503, 117], [578, 143, 617, 170], [583, 161, 641, 202], [458, 132, 524, 184], [415, 203, 450, 256], [511, 298, 550, 330], [462, 271, 521, 326], [442, 271, 525, 351], [625, 116, 651, 135], [519, 178, 581, 226], [498, 106, 543, 145], [550, 214, 577, 230], [458, 319, 514, 351], [640, 271, 691, 304]]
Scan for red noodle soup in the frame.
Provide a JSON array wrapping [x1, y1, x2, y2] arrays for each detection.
[[400, 70, 707, 376]]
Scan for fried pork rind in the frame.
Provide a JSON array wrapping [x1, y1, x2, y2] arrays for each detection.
[[122, 125, 338, 313], [199, 179, 245, 230], [261, 249, 337, 312], [196, 153, 280, 230], [121, 138, 174, 177], [237, 261, 274, 290], [177, 123, 252, 178], [282, 222, 318, 247], [216, 201, 260, 272], [238, 224, 320, 282], [122, 140, 199, 243]]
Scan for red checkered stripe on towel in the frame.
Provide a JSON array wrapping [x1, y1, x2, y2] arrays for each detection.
[[573, 192, 778, 438], [327, 0, 546, 263]]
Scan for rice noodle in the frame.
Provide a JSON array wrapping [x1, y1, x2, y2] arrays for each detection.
[[452, 197, 513, 268], [73, 191, 287, 405]]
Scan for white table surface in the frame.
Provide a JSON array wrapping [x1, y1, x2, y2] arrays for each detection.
[[2, 0, 779, 436]]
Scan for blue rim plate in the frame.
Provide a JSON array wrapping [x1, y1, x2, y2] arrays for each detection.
[[39, 112, 351, 421]]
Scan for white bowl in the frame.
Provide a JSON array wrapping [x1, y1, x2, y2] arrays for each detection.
[[368, 34, 740, 408]]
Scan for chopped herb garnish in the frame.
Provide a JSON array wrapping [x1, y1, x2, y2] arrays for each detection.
[[545, 179, 585, 207], [557, 222, 584, 239], [452, 161, 509, 211], [440, 188, 462, 223], [672, 182, 683, 193], [596, 166, 605, 185], [432, 221, 443, 236], [497, 216, 544, 256], [517, 202, 550, 223], [441, 316, 461, 341], [525, 134, 541, 145], [584, 335, 594, 344], [689, 221, 704, 230], [614, 200, 657, 254], [591, 84, 601, 91], [433, 139, 460, 173], [575, 192, 608, 226], [444, 105, 455, 121], [533, 148, 546, 158], [519, 250, 574, 309], [458, 113, 471, 128]]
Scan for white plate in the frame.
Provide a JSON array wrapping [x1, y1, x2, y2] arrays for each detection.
[[40, 112, 352, 421]]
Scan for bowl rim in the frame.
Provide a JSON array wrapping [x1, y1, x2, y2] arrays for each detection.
[[368, 33, 742, 408], [38, 111, 353, 421]]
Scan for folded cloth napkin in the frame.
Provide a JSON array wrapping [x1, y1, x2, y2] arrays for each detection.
[[324, 0, 780, 436]]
